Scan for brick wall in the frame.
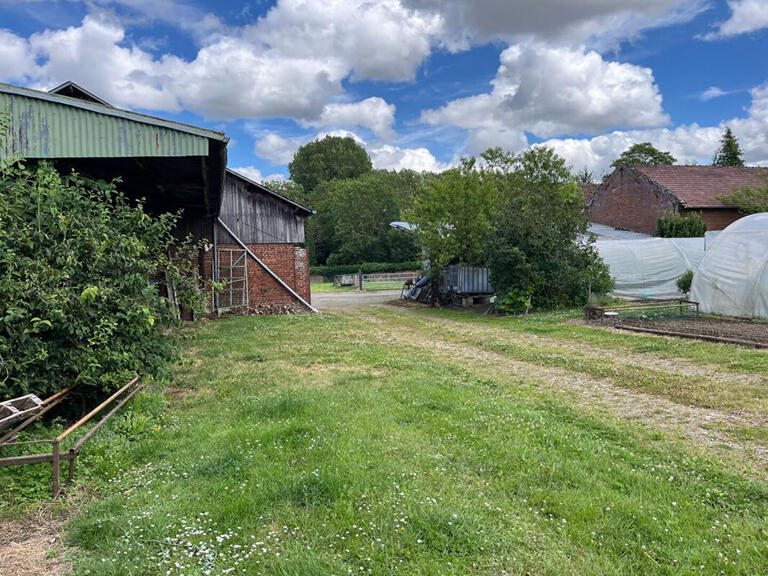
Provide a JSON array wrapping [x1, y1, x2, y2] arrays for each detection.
[[213, 243, 311, 315], [590, 167, 681, 234], [687, 208, 742, 231]]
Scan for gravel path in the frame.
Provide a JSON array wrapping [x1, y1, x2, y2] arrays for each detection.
[[311, 289, 402, 310]]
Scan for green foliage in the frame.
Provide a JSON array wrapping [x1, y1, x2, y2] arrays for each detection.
[[313, 170, 421, 265], [610, 142, 677, 170], [0, 162, 204, 399], [717, 169, 768, 214], [410, 159, 497, 276], [288, 136, 372, 194], [677, 269, 694, 294], [655, 212, 707, 237], [261, 178, 311, 209], [309, 261, 421, 280], [712, 127, 745, 167], [485, 147, 613, 313]]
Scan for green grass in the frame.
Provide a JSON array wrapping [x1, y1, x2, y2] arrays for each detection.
[[311, 281, 405, 293], [3, 308, 768, 575]]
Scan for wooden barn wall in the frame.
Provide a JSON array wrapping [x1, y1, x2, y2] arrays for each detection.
[[218, 175, 306, 244]]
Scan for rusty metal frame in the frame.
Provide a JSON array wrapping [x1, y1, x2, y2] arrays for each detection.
[[0, 377, 142, 497]]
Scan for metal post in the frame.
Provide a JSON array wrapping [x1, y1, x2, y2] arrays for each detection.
[[52, 440, 60, 498], [358, 268, 363, 291]]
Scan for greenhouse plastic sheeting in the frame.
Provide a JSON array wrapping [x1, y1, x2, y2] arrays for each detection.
[[691, 213, 768, 320], [595, 238, 705, 300]]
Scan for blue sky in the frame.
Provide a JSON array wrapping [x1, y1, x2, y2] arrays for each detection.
[[1, 0, 767, 181]]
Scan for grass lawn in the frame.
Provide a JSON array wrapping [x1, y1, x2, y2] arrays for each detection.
[[312, 281, 405, 293], [3, 305, 768, 575]]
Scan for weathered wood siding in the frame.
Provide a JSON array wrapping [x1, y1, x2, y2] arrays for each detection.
[[217, 173, 306, 244]]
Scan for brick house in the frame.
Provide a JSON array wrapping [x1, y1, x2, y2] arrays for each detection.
[[588, 165, 766, 234]]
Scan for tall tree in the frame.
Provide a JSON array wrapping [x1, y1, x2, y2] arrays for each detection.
[[610, 142, 676, 169], [712, 127, 745, 167], [313, 171, 419, 265], [410, 159, 497, 275], [288, 136, 372, 193]]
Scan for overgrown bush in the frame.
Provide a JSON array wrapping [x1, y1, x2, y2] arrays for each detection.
[[484, 147, 614, 313], [0, 161, 205, 399], [310, 261, 421, 280], [677, 269, 694, 294], [655, 212, 707, 237]]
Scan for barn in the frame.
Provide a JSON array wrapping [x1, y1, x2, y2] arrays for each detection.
[[0, 81, 314, 315], [589, 165, 765, 234], [215, 169, 313, 314]]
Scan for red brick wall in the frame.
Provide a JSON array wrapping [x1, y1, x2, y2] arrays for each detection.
[[212, 243, 311, 315], [590, 167, 681, 234], [688, 208, 742, 231]]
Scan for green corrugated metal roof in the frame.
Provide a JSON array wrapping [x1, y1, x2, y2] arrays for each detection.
[[0, 83, 226, 159]]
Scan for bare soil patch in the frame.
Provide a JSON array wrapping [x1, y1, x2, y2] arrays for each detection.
[[618, 316, 768, 345], [0, 508, 71, 576]]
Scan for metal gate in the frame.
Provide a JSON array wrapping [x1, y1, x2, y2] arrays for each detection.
[[216, 248, 248, 310]]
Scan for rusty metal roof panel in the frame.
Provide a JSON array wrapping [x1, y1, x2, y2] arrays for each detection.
[[0, 83, 224, 159]]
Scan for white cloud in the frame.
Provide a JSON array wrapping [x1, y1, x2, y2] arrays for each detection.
[[26, 16, 181, 111], [302, 98, 397, 139], [368, 144, 450, 172], [253, 133, 306, 165], [229, 165, 286, 183], [422, 43, 668, 154], [0, 2, 437, 124], [699, 86, 731, 101], [701, 0, 768, 39], [540, 83, 768, 176], [0, 30, 36, 82], [248, 0, 441, 83], [403, 0, 706, 49]]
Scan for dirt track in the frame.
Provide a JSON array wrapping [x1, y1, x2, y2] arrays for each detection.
[[311, 289, 402, 310]]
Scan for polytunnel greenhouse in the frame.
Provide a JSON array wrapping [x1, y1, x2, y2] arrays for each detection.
[[595, 238, 705, 300], [690, 213, 768, 320]]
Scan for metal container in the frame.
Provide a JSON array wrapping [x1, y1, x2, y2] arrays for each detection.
[[441, 265, 493, 295]]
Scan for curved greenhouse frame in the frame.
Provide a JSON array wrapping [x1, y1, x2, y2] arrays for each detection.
[[595, 238, 705, 300], [690, 213, 768, 319]]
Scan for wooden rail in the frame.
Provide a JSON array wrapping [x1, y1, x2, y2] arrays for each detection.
[[0, 377, 142, 497]]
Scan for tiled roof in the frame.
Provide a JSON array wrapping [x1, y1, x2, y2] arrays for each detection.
[[631, 165, 766, 208]]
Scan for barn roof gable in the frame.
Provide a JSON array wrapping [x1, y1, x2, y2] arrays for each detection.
[[628, 165, 765, 209], [48, 81, 113, 107], [225, 169, 313, 216]]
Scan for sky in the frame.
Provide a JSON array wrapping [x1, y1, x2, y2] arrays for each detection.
[[0, 0, 767, 182]]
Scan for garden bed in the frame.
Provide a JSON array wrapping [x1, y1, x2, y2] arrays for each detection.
[[617, 316, 768, 346]]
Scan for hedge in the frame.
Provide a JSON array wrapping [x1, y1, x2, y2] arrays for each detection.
[[310, 261, 422, 280], [655, 212, 707, 238]]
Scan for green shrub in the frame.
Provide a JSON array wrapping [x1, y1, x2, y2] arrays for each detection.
[[485, 147, 614, 313], [677, 269, 694, 294], [655, 212, 707, 237], [310, 261, 421, 280], [0, 161, 205, 399]]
